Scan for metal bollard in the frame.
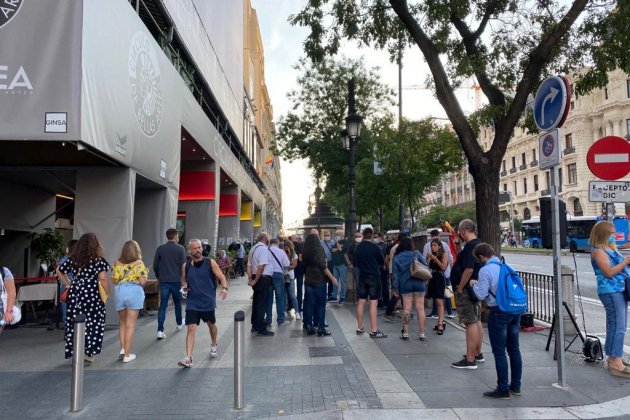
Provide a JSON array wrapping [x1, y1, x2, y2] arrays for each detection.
[[233, 310, 245, 410], [70, 314, 86, 412]]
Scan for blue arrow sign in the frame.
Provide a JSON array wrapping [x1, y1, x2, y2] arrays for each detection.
[[533, 76, 568, 131]]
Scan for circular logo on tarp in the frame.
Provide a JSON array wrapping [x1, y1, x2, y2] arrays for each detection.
[[0, 0, 23, 29], [129, 31, 162, 137]]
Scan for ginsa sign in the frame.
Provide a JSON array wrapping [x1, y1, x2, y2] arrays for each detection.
[[0, 65, 32, 90]]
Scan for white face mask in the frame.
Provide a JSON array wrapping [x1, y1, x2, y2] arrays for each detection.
[[355, 237, 362, 243], [335, 236, 341, 241]]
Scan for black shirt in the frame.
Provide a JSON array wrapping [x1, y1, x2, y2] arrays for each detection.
[[450, 238, 481, 287], [355, 240, 384, 279]]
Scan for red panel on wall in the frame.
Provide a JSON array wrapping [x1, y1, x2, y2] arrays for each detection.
[[178, 171, 215, 200], [219, 194, 238, 216]]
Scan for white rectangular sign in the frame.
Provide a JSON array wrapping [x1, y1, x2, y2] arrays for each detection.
[[45, 112, 67, 133], [539, 128, 561, 170], [589, 181, 630, 203]]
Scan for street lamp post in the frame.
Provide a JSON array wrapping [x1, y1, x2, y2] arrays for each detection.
[[342, 78, 363, 237]]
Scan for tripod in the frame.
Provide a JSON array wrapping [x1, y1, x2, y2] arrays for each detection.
[[545, 301, 584, 360]]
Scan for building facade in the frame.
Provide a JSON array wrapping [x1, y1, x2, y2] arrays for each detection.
[[422, 70, 630, 232], [0, 0, 282, 287]]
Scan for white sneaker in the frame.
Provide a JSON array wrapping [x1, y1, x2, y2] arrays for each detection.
[[210, 345, 218, 358], [176, 324, 184, 331], [447, 313, 457, 319], [122, 354, 136, 363], [157, 331, 166, 339], [178, 356, 193, 368], [295, 312, 302, 320], [289, 309, 296, 318], [119, 349, 125, 360]]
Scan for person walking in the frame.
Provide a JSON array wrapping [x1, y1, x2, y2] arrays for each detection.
[[177, 239, 228, 368], [267, 238, 290, 327], [57, 233, 110, 362], [451, 219, 484, 369], [236, 241, 246, 277], [355, 227, 387, 338], [153, 228, 187, 339], [320, 230, 337, 301], [423, 229, 455, 319], [302, 233, 338, 336], [426, 238, 449, 335], [0, 266, 17, 331], [589, 221, 630, 377], [247, 232, 274, 336], [391, 237, 427, 340], [56, 239, 78, 325], [472, 242, 522, 399], [382, 233, 403, 322], [290, 235, 305, 314], [112, 240, 148, 363]]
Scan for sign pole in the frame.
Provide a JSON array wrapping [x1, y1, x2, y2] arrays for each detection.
[[550, 165, 566, 387], [606, 203, 615, 222]]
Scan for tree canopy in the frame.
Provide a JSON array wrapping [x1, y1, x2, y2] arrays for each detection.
[[289, 0, 628, 249]]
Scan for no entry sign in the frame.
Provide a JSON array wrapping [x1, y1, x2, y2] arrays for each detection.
[[586, 136, 630, 181]]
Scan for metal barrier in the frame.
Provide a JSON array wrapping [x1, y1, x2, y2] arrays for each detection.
[[233, 310, 245, 410], [70, 314, 86, 412], [519, 271, 555, 324]]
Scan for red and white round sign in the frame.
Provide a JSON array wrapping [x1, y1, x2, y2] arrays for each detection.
[[586, 136, 630, 181]]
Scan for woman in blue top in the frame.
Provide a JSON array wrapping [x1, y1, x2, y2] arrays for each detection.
[[589, 221, 630, 377], [392, 238, 427, 340]]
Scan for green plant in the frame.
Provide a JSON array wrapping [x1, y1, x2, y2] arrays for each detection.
[[28, 228, 65, 269]]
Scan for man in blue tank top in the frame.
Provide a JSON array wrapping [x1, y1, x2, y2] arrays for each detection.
[[178, 239, 229, 368]]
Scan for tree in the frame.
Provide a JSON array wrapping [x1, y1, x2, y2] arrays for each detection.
[[376, 119, 464, 231], [275, 56, 394, 184], [290, 0, 628, 249], [418, 202, 477, 229]]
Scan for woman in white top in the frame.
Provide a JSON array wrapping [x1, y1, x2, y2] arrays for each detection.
[[284, 240, 301, 320]]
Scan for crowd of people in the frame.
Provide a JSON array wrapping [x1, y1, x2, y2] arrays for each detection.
[[2, 217, 629, 399]]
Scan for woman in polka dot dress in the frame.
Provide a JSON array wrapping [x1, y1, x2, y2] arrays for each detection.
[[58, 232, 110, 361]]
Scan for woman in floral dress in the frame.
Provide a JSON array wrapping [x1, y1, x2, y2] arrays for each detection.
[[58, 232, 110, 362]]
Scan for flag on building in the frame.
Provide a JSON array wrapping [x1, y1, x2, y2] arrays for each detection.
[[265, 156, 274, 169], [442, 220, 458, 261]]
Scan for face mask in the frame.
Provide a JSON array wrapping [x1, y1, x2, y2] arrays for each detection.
[[608, 234, 616, 244], [335, 236, 340, 241], [373, 239, 379, 243], [355, 237, 362, 243]]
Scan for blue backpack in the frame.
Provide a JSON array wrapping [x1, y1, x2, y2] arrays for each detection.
[[487, 260, 528, 314]]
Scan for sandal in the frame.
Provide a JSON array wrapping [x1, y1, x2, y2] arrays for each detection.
[[356, 327, 365, 335], [436, 326, 444, 335], [369, 330, 388, 339]]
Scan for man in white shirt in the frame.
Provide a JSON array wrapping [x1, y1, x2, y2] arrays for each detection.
[[267, 238, 291, 327], [236, 241, 246, 277], [247, 232, 275, 336]]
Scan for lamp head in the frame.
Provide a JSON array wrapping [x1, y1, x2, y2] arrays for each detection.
[[341, 128, 350, 150], [346, 112, 363, 139]]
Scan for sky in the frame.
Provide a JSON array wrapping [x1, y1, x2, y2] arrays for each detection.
[[251, 0, 480, 230]]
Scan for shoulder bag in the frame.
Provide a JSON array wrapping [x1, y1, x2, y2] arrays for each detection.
[[410, 258, 432, 281]]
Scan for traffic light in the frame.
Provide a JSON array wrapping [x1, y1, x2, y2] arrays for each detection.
[[539, 196, 567, 249]]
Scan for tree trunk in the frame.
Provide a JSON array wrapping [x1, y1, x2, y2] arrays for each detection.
[[376, 209, 384, 234], [469, 162, 501, 252]]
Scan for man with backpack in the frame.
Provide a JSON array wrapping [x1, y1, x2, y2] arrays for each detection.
[[178, 239, 229, 368], [471, 243, 525, 399]]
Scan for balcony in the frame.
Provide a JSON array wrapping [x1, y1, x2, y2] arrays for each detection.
[[541, 189, 550, 196], [500, 170, 507, 177], [530, 160, 538, 168], [509, 167, 517, 174], [519, 164, 527, 171], [563, 146, 575, 155]]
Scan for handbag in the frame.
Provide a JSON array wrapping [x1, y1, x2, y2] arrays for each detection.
[[98, 282, 108, 304], [410, 258, 432, 281], [60, 287, 70, 303], [444, 285, 454, 299]]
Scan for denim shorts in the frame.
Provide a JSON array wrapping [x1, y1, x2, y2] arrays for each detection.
[[115, 282, 145, 311], [399, 279, 426, 296]]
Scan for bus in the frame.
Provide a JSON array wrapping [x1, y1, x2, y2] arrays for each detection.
[[567, 214, 629, 252], [521, 217, 541, 248], [521, 214, 629, 251]]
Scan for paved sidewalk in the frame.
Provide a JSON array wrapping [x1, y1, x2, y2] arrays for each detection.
[[1, 276, 630, 419]]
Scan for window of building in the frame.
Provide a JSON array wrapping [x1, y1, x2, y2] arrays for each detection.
[[532, 149, 536, 162], [513, 181, 517, 195], [523, 178, 528, 194], [570, 101, 575, 110], [568, 163, 577, 184], [565, 133, 573, 148], [546, 171, 550, 190], [511, 156, 516, 169], [502, 160, 506, 172], [626, 119, 630, 138], [604, 86, 609, 100], [524, 208, 531, 220], [558, 168, 563, 193], [534, 175, 539, 191], [627, 79, 630, 98], [503, 183, 507, 191], [574, 199, 583, 216], [521, 152, 526, 166]]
